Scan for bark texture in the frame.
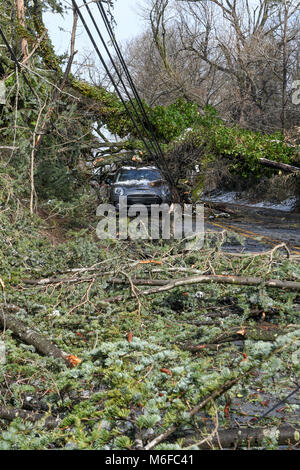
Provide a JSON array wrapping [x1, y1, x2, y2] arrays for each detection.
[[0, 311, 67, 363], [181, 424, 300, 449]]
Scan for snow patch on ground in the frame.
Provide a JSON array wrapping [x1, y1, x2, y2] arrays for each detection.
[[202, 191, 297, 212], [248, 197, 297, 211]]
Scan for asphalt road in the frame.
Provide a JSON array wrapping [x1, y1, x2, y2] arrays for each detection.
[[205, 203, 300, 255]]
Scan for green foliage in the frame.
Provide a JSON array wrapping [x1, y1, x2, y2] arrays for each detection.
[[0, 70, 97, 201], [171, 106, 296, 181], [35, 159, 78, 201], [149, 98, 201, 142], [0, 199, 299, 449], [0, 0, 299, 451], [71, 81, 201, 144], [42, 0, 65, 14]]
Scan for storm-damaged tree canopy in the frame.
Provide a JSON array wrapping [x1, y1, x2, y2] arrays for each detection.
[[0, 0, 299, 452], [1, 0, 299, 202]]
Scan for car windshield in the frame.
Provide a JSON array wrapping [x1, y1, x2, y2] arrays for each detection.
[[116, 168, 162, 182]]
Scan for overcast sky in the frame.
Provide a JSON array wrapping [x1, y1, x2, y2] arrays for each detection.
[[44, 0, 145, 60], [43, 1, 147, 138]]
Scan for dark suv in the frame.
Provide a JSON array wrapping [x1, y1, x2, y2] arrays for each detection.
[[108, 166, 172, 209]]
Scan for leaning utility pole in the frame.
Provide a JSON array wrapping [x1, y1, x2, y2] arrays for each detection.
[[16, 0, 28, 60]]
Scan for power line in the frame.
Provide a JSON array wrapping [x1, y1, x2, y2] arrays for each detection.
[[81, 0, 161, 164], [71, 0, 162, 166], [1, 1, 177, 192], [72, 0, 176, 188], [96, 2, 162, 156], [96, 1, 172, 178]]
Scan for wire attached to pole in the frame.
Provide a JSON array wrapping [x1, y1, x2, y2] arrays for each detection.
[[71, 0, 163, 165], [81, 0, 176, 188], [96, 1, 176, 183], [81, 0, 161, 165], [96, 2, 165, 162]]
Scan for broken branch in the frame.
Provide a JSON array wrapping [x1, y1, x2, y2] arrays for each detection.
[[181, 424, 300, 449], [0, 310, 67, 363], [0, 406, 60, 430]]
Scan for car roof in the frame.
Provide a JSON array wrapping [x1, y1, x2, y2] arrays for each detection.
[[119, 166, 159, 170]]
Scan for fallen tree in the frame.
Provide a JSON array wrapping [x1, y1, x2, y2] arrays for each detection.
[[144, 339, 298, 450], [182, 323, 296, 352], [139, 274, 300, 295], [144, 368, 256, 450], [0, 406, 60, 430], [22, 274, 300, 292], [0, 310, 77, 367], [259, 157, 300, 173], [179, 424, 300, 449]]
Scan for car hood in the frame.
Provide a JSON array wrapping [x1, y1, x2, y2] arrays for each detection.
[[113, 179, 166, 189]]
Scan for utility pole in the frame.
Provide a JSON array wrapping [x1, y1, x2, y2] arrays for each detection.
[[16, 0, 28, 60]]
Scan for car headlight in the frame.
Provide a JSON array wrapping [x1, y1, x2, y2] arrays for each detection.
[[114, 187, 124, 196]]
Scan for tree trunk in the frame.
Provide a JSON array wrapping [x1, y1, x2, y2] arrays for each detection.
[[0, 311, 67, 363], [16, 0, 28, 60], [0, 406, 60, 430], [259, 157, 299, 173], [180, 424, 300, 449], [22, 274, 300, 292], [182, 323, 291, 352]]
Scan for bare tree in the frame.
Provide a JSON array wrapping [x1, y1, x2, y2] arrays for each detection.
[[125, 0, 299, 133]]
